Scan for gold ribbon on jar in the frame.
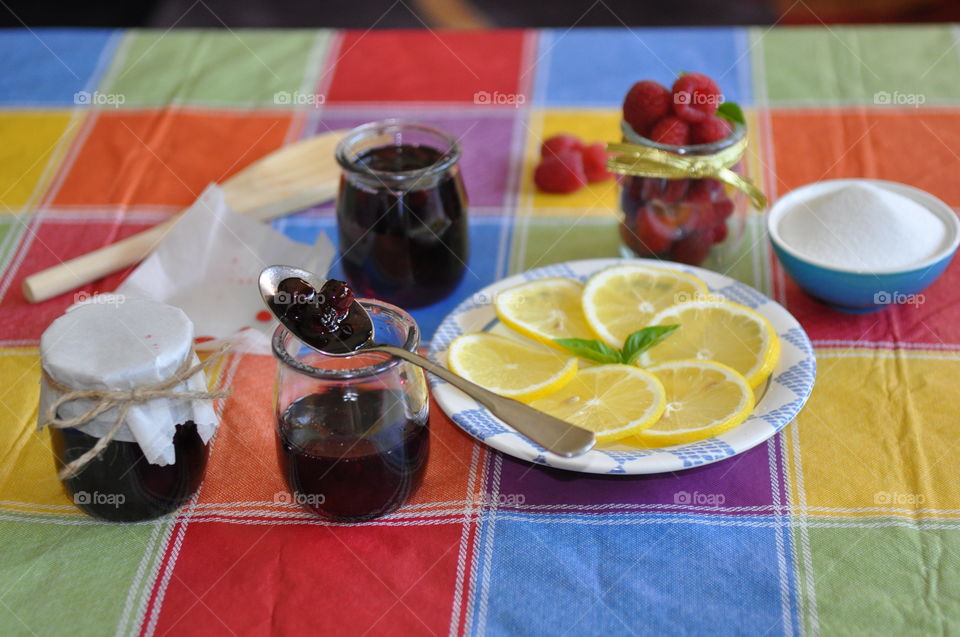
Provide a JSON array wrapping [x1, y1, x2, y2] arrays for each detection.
[[605, 134, 767, 209]]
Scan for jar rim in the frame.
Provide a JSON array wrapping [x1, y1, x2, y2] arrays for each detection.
[[271, 298, 420, 380], [335, 119, 462, 185], [621, 119, 745, 155]]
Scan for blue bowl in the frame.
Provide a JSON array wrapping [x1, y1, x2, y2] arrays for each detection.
[[768, 179, 960, 313]]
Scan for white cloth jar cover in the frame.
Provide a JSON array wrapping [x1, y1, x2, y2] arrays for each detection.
[[39, 297, 219, 465]]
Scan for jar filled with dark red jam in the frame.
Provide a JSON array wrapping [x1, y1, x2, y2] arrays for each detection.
[[272, 298, 430, 522], [335, 120, 469, 309], [39, 298, 219, 522]]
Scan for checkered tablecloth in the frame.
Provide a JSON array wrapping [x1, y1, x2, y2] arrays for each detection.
[[2, 25, 960, 636]]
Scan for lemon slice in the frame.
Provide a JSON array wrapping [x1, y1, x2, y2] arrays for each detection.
[[448, 333, 578, 402], [529, 365, 666, 443], [494, 278, 595, 349], [629, 360, 754, 447], [582, 264, 709, 348], [642, 300, 780, 388]]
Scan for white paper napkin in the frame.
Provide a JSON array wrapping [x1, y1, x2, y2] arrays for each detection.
[[117, 184, 334, 354]]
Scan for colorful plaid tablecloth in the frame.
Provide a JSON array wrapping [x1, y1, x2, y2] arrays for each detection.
[[2, 25, 960, 636]]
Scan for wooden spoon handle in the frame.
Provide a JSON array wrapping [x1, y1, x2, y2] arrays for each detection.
[[22, 130, 344, 304]]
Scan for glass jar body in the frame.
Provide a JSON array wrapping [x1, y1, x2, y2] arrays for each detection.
[[336, 120, 469, 309], [272, 299, 430, 522], [51, 422, 209, 522], [617, 122, 748, 268]]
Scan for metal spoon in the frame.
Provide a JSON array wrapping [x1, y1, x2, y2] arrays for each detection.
[[259, 265, 596, 458]]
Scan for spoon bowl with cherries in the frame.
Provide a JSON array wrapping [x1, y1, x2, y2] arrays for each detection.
[[259, 265, 596, 458]]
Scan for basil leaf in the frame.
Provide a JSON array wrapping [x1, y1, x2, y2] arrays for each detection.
[[553, 338, 622, 365], [716, 101, 745, 126], [621, 325, 680, 365]]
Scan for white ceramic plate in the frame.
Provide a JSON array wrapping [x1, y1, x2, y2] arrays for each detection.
[[427, 258, 816, 475]]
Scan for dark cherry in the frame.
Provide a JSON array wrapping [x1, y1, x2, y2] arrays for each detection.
[[274, 277, 370, 353], [278, 277, 316, 303], [319, 279, 354, 316]]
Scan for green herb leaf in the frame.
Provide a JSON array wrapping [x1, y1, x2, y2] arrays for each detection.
[[621, 325, 680, 365], [716, 102, 745, 126], [553, 338, 622, 365]]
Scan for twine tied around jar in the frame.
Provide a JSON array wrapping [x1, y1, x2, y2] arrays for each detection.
[[42, 345, 233, 480], [605, 133, 768, 209]]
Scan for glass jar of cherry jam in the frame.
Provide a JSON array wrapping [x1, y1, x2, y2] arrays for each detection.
[[335, 120, 469, 308], [271, 299, 430, 522], [618, 120, 748, 268], [39, 298, 218, 523]]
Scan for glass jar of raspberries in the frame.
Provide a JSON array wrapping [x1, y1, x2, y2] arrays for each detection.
[[616, 73, 752, 267]]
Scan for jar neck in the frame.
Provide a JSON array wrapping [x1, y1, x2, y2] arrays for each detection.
[[272, 299, 420, 381], [621, 119, 745, 157], [336, 119, 461, 192]]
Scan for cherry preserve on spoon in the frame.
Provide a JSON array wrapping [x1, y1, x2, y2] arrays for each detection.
[[259, 265, 596, 459]]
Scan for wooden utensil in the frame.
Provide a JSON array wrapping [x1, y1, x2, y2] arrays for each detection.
[[22, 130, 346, 303]]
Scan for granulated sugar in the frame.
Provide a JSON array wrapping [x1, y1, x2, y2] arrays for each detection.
[[777, 182, 947, 270]]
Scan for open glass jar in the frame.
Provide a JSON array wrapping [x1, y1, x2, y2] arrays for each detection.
[[272, 299, 430, 522], [335, 120, 469, 309], [617, 120, 748, 267]]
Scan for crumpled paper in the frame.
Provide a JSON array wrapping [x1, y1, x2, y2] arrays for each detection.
[[117, 184, 334, 354]]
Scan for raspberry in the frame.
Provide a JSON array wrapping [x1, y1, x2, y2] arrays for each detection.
[[670, 229, 713, 265], [713, 198, 734, 220], [671, 72, 721, 123], [541, 134, 583, 158], [634, 205, 677, 254], [650, 116, 691, 146], [580, 142, 611, 182], [534, 150, 587, 194], [691, 115, 732, 145], [712, 221, 729, 243], [685, 179, 722, 203], [643, 178, 690, 204], [623, 80, 672, 134]]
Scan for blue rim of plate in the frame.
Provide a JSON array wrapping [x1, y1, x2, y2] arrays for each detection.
[[427, 258, 816, 475]]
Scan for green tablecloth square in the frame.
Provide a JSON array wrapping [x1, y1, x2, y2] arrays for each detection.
[[101, 29, 329, 107], [509, 216, 621, 274], [0, 216, 27, 273], [800, 524, 960, 636], [759, 25, 960, 105], [0, 518, 172, 637]]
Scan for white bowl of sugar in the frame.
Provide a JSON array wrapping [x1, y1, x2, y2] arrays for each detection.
[[768, 179, 960, 312]]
